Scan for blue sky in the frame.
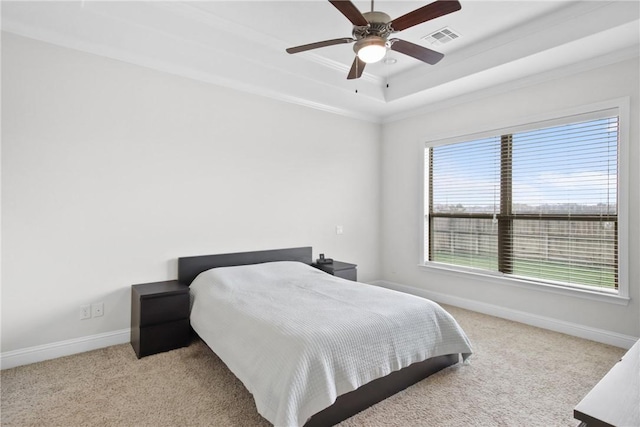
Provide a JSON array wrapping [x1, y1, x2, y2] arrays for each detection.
[[430, 117, 618, 214]]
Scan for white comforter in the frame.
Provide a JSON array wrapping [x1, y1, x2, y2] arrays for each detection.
[[189, 261, 472, 427]]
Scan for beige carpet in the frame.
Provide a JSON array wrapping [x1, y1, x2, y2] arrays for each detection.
[[1, 305, 626, 426]]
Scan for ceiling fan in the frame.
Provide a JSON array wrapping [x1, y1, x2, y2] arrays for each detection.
[[286, 0, 462, 80]]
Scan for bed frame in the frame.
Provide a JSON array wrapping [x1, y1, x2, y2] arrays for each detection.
[[178, 246, 459, 426]]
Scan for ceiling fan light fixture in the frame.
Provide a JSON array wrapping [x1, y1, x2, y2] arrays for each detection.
[[286, 0, 462, 79], [354, 36, 387, 63]]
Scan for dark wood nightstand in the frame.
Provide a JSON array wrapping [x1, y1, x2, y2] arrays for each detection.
[[312, 261, 358, 281], [131, 280, 190, 358]]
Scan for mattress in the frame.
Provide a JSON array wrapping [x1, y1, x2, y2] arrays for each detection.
[[189, 261, 472, 427]]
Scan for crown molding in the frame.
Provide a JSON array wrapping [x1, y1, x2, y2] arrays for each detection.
[[383, 44, 640, 124], [158, 2, 384, 87], [2, 1, 637, 124], [1, 23, 382, 123]]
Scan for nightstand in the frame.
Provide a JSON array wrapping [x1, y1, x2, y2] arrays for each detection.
[[131, 280, 190, 358], [312, 261, 358, 281]]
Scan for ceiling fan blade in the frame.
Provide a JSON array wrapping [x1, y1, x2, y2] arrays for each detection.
[[390, 0, 461, 32], [329, 0, 369, 26], [347, 56, 366, 80], [389, 39, 444, 65], [286, 38, 355, 54]]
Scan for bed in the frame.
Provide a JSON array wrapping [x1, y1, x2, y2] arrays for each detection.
[[179, 247, 472, 427]]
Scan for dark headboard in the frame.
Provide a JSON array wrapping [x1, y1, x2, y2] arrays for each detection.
[[178, 246, 313, 285]]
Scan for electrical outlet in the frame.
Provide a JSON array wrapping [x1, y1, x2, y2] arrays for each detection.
[[336, 225, 344, 235], [92, 302, 104, 318], [80, 305, 91, 320]]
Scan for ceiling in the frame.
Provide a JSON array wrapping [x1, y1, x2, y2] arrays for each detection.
[[2, 1, 639, 123]]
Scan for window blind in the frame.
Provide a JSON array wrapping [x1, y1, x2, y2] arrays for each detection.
[[427, 115, 619, 291]]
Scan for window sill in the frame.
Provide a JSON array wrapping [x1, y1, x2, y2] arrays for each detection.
[[418, 262, 630, 306]]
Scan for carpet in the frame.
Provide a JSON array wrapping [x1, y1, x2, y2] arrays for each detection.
[[1, 305, 625, 426]]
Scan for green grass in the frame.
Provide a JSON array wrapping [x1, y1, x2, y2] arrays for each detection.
[[432, 252, 616, 289], [432, 253, 498, 271]]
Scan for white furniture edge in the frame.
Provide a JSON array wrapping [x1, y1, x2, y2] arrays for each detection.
[[371, 280, 638, 350]]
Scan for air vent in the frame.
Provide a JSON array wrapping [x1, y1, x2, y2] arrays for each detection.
[[422, 27, 461, 46]]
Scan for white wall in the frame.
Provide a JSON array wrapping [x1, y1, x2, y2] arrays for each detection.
[[1, 33, 381, 353], [381, 58, 640, 340], [2, 30, 638, 363]]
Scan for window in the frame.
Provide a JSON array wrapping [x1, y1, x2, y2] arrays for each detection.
[[424, 107, 625, 296]]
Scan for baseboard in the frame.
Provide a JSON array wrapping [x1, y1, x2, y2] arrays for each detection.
[[2, 281, 637, 369], [370, 280, 638, 350], [1, 328, 131, 370]]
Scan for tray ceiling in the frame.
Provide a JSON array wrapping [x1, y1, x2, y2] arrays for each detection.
[[2, 1, 639, 122]]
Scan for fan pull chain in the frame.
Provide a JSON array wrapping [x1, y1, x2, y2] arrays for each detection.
[[355, 59, 359, 93], [386, 55, 390, 88]]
